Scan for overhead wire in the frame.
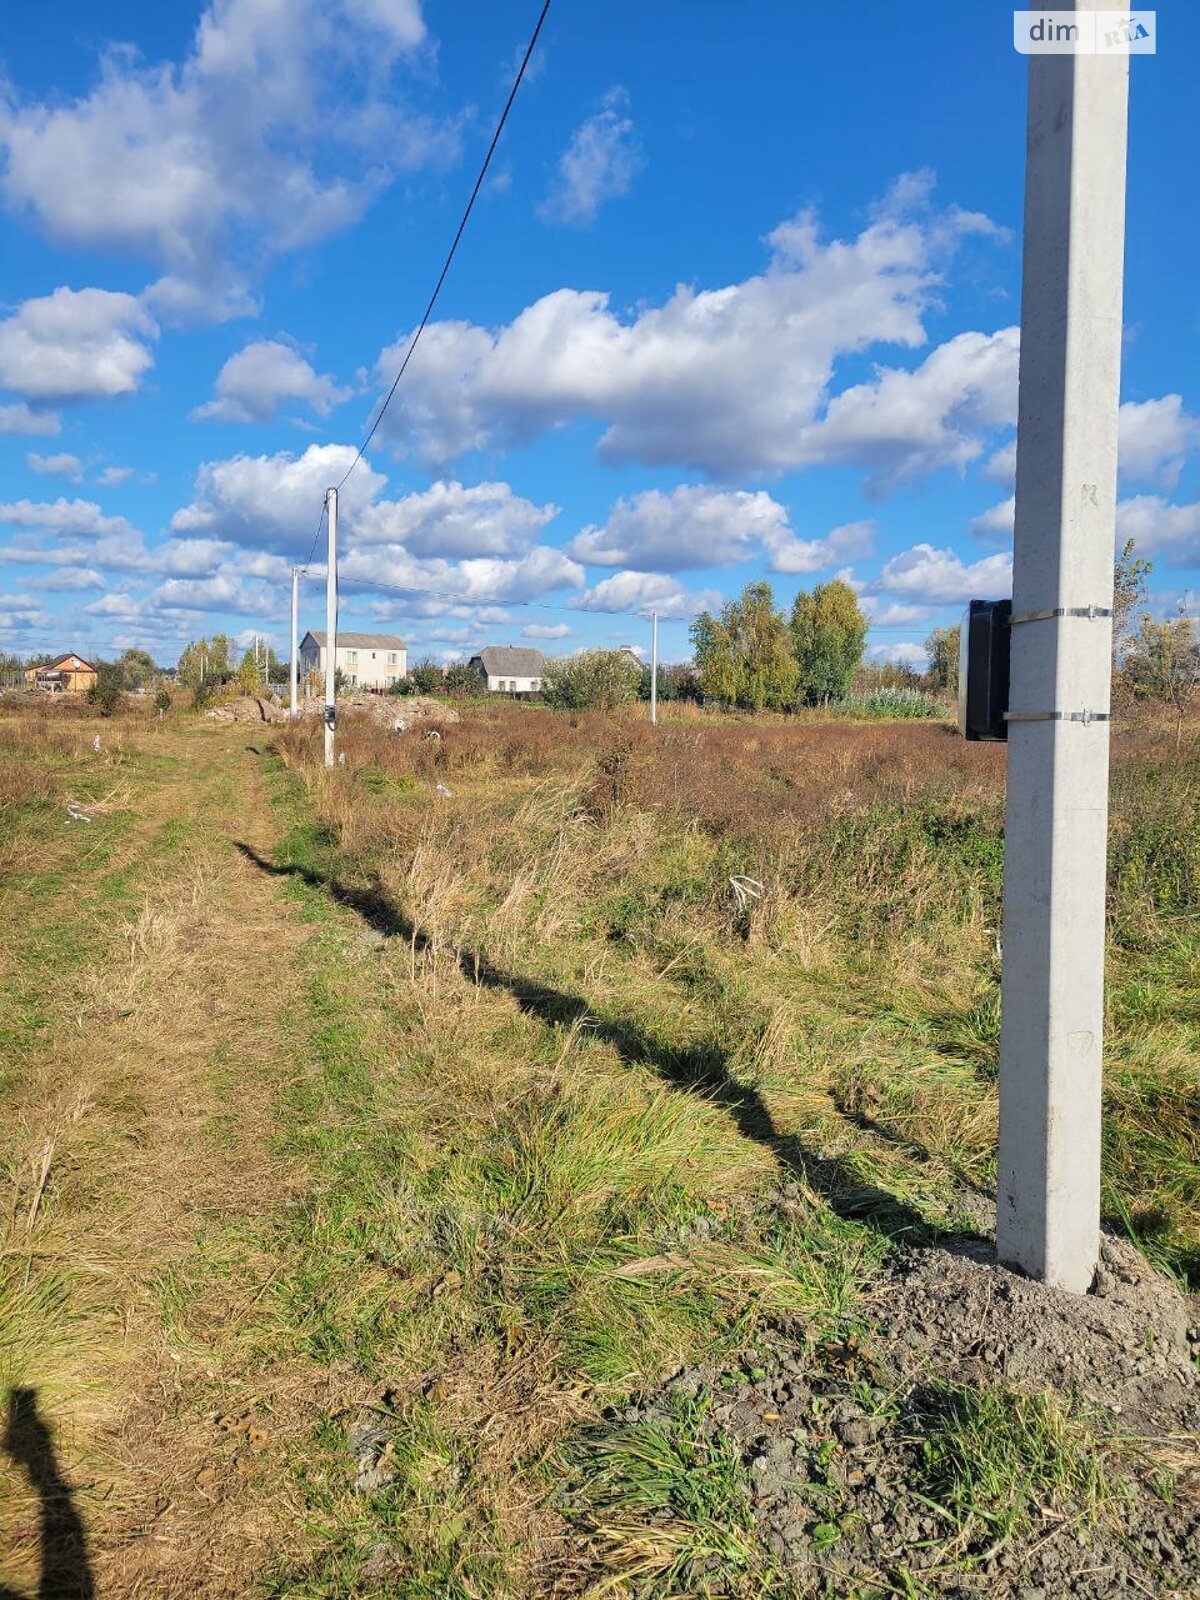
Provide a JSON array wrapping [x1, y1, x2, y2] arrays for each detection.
[[299, 496, 328, 576], [297, 0, 916, 642], [334, 0, 552, 495], [346, 574, 924, 627]]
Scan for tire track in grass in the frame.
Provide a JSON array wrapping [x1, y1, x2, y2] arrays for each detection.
[[1, 726, 334, 1597]]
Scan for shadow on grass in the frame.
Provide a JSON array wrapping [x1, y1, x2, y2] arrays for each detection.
[[235, 840, 988, 1252], [0, 1387, 95, 1600]]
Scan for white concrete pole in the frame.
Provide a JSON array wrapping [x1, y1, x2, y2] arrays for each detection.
[[997, 7, 1128, 1293], [324, 488, 338, 769], [650, 611, 659, 726], [289, 566, 300, 718]]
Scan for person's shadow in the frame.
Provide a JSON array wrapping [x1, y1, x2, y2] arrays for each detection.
[[0, 1388, 95, 1599]]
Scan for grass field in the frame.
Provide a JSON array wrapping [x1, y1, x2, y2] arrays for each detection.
[[1, 697, 1196, 1597]]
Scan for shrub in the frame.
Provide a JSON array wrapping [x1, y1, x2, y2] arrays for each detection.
[[409, 660, 445, 695], [542, 650, 641, 711], [86, 664, 123, 717], [835, 688, 944, 720]]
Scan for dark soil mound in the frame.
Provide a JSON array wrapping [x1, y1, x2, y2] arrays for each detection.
[[577, 1233, 1199, 1598]]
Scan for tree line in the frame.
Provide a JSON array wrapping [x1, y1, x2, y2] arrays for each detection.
[[689, 578, 869, 711]]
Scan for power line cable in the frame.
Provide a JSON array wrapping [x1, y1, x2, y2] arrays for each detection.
[[350, 574, 647, 619], [300, 497, 328, 576], [334, 0, 551, 494], [347, 573, 925, 628]]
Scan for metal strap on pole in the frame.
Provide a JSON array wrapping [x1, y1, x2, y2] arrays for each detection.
[[1009, 605, 1112, 626], [1004, 710, 1111, 724]]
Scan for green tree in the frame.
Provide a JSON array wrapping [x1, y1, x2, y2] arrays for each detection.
[[637, 663, 678, 702], [443, 661, 479, 696], [791, 579, 868, 704], [1122, 605, 1199, 742], [236, 648, 263, 693], [86, 662, 123, 716], [924, 624, 961, 695], [176, 635, 234, 690], [690, 581, 798, 711], [409, 659, 445, 694], [542, 650, 642, 711], [1112, 538, 1152, 667], [117, 647, 157, 691]]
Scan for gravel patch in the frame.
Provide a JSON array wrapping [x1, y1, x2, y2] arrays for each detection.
[[588, 1231, 1199, 1597]]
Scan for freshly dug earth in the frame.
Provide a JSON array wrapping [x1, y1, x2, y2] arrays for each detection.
[[297, 692, 460, 727], [583, 1228, 1200, 1598], [205, 694, 287, 723]]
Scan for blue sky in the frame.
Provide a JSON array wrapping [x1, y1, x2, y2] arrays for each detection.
[[1, 0, 1197, 670]]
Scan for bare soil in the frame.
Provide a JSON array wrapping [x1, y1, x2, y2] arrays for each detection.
[[614, 1225, 1200, 1598]]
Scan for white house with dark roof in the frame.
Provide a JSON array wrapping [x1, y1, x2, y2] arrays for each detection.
[[467, 645, 547, 694], [299, 631, 407, 690]]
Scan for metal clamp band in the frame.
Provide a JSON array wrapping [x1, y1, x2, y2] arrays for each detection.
[[1008, 605, 1112, 626], [1003, 710, 1111, 725]]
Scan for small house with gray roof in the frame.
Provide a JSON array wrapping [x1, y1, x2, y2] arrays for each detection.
[[467, 645, 547, 694]]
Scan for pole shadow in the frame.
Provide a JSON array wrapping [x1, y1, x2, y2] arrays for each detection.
[[235, 840, 989, 1252], [0, 1388, 95, 1600]]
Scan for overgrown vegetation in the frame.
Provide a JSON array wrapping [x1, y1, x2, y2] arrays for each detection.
[[2, 699, 1196, 1597]]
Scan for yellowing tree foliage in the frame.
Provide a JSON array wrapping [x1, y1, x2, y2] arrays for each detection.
[[690, 582, 799, 711]]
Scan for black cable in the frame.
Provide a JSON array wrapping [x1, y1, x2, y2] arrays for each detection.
[[335, 0, 551, 492], [346, 574, 928, 629], [299, 497, 327, 575], [349, 573, 644, 618]]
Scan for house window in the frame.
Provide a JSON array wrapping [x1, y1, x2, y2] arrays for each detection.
[[531, 679, 540, 690], [387, 653, 397, 666], [346, 650, 358, 665]]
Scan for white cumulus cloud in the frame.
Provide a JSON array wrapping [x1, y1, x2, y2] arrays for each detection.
[[879, 542, 1013, 605], [1118, 395, 1200, 490], [357, 479, 559, 557], [969, 495, 1016, 542], [0, 0, 450, 319], [522, 622, 571, 639], [194, 339, 351, 423], [1116, 495, 1200, 564], [570, 485, 792, 571], [575, 570, 720, 619], [27, 451, 84, 483], [539, 88, 643, 227], [173, 443, 384, 550], [0, 287, 157, 402], [0, 402, 61, 436], [371, 176, 1008, 477], [0, 496, 138, 538], [866, 641, 929, 670], [0, 592, 52, 633], [765, 519, 876, 575]]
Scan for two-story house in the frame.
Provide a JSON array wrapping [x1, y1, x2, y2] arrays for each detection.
[[298, 631, 407, 690]]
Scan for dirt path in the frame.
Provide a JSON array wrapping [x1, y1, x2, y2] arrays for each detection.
[[1, 727, 323, 1598]]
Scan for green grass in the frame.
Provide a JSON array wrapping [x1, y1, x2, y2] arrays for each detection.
[[913, 1385, 1128, 1556], [567, 1390, 769, 1595], [5, 711, 1194, 1596]]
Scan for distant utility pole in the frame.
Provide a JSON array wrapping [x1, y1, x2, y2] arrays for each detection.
[[324, 487, 338, 769], [290, 566, 300, 718], [650, 611, 659, 726], [997, 5, 1129, 1293]]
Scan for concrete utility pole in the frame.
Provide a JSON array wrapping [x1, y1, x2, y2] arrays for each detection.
[[650, 611, 659, 726], [997, 4, 1129, 1293], [290, 566, 300, 718], [324, 487, 338, 769]]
